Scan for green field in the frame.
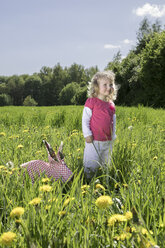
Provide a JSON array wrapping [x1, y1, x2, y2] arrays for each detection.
[[0, 106, 165, 247]]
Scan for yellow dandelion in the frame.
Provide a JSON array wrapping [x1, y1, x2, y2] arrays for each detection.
[[125, 211, 133, 220], [39, 185, 52, 192], [0, 232, 16, 246], [48, 198, 58, 203], [0, 165, 5, 169], [23, 129, 29, 133], [81, 185, 90, 190], [141, 228, 149, 236], [29, 198, 42, 206], [95, 184, 105, 191], [17, 144, 24, 149], [45, 205, 51, 210], [41, 178, 50, 183], [114, 183, 120, 189], [115, 232, 132, 241], [123, 183, 128, 188], [59, 211, 66, 216], [10, 207, 25, 218], [0, 132, 6, 136], [81, 190, 87, 195], [77, 148, 81, 152], [63, 197, 75, 207], [11, 168, 19, 172], [15, 219, 22, 224], [95, 195, 113, 209], [108, 214, 127, 226]]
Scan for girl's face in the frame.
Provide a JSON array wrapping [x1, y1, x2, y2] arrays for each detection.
[[97, 79, 114, 100]]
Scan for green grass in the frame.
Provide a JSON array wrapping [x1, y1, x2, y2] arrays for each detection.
[[0, 105, 165, 247]]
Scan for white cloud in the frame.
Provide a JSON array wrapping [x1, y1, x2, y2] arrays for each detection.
[[104, 44, 121, 49], [122, 39, 133, 44], [133, 3, 165, 17]]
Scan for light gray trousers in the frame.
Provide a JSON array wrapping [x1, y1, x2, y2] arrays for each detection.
[[83, 140, 113, 179]]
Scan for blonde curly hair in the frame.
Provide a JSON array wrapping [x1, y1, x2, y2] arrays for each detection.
[[87, 70, 117, 101]]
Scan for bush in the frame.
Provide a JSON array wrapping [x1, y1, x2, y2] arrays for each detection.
[[23, 95, 38, 106]]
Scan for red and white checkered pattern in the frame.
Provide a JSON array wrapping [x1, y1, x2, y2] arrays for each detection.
[[21, 142, 73, 183]]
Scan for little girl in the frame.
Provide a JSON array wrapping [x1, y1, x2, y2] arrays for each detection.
[[82, 70, 117, 180]]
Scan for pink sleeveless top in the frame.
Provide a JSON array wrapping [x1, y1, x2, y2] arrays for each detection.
[[85, 97, 115, 141]]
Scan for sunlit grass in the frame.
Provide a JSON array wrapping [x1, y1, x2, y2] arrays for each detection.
[[0, 105, 165, 247]]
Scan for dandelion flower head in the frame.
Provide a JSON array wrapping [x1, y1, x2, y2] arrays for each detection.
[[95, 184, 105, 191], [108, 214, 127, 226], [29, 198, 42, 206], [10, 207, 25, 218], [95, 195, 113, 209], [39, 185, 52, 192], [125, 211, 133, 220], [0, 232, 16, 246]]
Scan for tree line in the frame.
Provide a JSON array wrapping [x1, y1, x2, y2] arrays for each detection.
[[0, 18, 165, 108]]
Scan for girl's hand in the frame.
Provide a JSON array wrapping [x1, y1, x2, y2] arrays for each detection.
[[85, 136, 93, 143]]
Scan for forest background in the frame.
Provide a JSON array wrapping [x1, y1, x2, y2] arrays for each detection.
[[0, 18, 165, 108]]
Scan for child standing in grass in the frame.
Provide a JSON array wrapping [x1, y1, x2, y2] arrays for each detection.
[[82, 71, 118, 180]]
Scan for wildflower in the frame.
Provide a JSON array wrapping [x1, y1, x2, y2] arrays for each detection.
[[29, 198, 42, 206], [0, 132, 6, 136], [39, 185, 52, 192], [77, 148, 81, 152], [17, 144, 24, 149], [0, 165, 5, 169], [95, 195, 113, 209], [141, 227, 149, 236], [153, 156, 158, 160], [114, 232, 132, 241], [132, 143, 137, 147], [125, 211, 133, 220], [81, 185, 90, 190], [45, 205, 51, 210], [63, 197, 75, 207], [41, 178, 50, 183], [81, 190, 87, 195], [11, 168, 19, 172], [95, 184, 105, 191], [0, 232, 16, 246], [123, 183, 128, 188], [10, 207, 25, 218], [23, 129, 29, 133], [15, 219, 22, 224], [48, 198, 58, 203], [108, 214, 127, 226], [59, 211, 66, 217]]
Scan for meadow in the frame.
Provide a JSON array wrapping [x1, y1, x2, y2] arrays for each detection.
[[0, 105, 165, 248]]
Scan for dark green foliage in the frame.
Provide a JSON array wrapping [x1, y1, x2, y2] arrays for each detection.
[[0, 93, 13, 106], [23, 95, 38, 106]]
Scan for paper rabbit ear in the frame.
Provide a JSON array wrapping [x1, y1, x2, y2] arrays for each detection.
[[43, 140, 58, 161], [58, 141, 65, 160]]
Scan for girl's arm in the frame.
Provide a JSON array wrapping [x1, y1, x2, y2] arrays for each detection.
[[82, 107, 93, 142], [112, 114, 117, 140]]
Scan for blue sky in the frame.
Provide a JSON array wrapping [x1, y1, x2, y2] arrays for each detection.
[[1, 0, 165, 76]]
